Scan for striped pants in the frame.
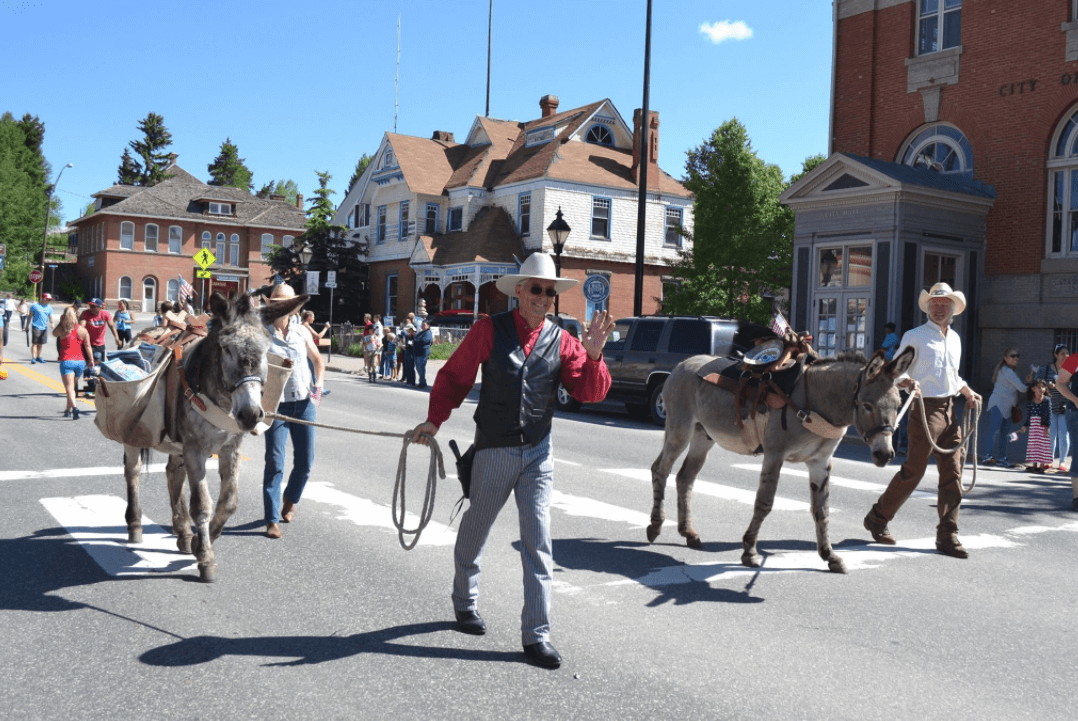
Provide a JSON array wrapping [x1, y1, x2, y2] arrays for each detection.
[[452, 435, 554, 645]]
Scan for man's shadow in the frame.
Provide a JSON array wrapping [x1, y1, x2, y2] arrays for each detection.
[[140, 621, 520, 667]]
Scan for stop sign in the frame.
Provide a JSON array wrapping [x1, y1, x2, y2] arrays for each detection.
[[29, 269, 43, 283]]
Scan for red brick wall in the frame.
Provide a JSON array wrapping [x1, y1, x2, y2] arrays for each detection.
[[833, 1, 1076, 276], [368, 258, 417, 321], [557, 258, 665, 320]]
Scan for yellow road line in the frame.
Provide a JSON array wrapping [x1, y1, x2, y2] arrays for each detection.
[[7, 362, 98, 405]]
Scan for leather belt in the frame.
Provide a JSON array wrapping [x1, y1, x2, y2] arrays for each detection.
[[475, 429, 532, 451], [920, 396, 954, 405]]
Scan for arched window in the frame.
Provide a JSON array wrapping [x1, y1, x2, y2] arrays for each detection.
[[897, 123, 972, 175], [120, 221, 134, 250], [167, 278, 180, 303], [229, 233, 240, 266], [145, 223, 159, 252], [119, 276, 132, 300], [1045, 104, 1078, 255], [261, 233, 274, 259], [216, 232, 225, 262], [169, 225, 182, 253], [585, 124, 614, 146], [201, 231, 211, 249]]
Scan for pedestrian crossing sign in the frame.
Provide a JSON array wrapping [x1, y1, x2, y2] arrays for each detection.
[[196, 270, 211, 279], [194, 249, 216, 269]]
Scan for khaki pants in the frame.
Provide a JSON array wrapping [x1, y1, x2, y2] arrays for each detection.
[[872, 396, 963, 537]]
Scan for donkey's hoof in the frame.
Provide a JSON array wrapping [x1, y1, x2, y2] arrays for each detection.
[[198, 563, 217, 583], [176, 536, 192, 555], [685, 534, 703, 549], [127, 529, 143, 545], [741, 552, 761, 568], [827, 557, 848, 574], [645, 524, 662, 543]]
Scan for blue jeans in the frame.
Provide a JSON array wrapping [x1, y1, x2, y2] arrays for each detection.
[[415, 355, 429, 387], [1049, 411, 1071, 466], [1067, 409, 1078, 473], [982, 406, 1013, 462], [262, 398, 316, 524], [380, 353, 394, 377]]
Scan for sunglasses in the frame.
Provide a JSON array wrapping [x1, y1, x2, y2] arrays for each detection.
[[1008, 354, 1020, 359], [528, 285, 557, 298]]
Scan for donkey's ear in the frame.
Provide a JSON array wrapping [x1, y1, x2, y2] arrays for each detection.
[[208, 292, 232, 322], [884, 345, 916, 379], [863, 348, 887, 380], [234, 293, 253, 316], [260, 294, 309, 325]]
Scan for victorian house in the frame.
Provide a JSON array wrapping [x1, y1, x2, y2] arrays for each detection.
[[332, 95, 694, 322], [68, 156, 306, 312]]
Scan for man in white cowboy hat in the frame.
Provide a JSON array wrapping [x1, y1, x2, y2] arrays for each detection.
[[411, 251, 616, 669], [864, 282, 981, 559]]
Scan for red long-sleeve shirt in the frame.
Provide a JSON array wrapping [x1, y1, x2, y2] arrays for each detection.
[[426, 310, 612, 428]]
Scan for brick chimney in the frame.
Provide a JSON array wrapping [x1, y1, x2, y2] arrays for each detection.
[[431, 130, 455, 142], [539, 94, 560, 118], [167, 153, 178, 165], [631, 109, 660, 191], [270, 194, 286, 201], [296, 193, 304, 210]]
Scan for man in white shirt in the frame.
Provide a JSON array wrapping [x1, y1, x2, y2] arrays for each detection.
[[863, 283, 982, 559]]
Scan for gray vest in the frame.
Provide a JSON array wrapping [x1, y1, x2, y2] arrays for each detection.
[[473, 312, 562, 449]]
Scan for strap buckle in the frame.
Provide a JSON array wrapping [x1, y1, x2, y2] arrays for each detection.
[[797, 409, 810, 423]]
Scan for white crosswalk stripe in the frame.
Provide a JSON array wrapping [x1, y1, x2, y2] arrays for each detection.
[[300, 481, 456, 546], [600, 467, 810, 511], [730, 462, 936, 499]]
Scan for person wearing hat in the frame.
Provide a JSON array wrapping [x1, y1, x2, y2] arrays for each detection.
[[411, 252, 616, 669], [28, 294, 55, 363], [79, 298, 120, 399], [262, 283, 324, 539], [401, 323, 417, 385], [863, 282, 982, 559]]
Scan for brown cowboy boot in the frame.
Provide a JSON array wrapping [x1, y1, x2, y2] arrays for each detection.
[[935, 533, 969, 559], [863, 506, 896, 545]]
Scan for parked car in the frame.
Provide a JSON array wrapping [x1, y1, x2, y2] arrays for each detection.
[[426, 309, 489, 329], [547, 313, 583, 339], [556, 315, 759, 426]]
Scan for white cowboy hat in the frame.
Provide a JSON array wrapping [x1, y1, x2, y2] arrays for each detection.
[[495, 252, 578, 296], [918, 282, 966, 316]]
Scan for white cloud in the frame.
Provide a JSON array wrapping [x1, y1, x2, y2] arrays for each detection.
[[699, 20, 753, 44]]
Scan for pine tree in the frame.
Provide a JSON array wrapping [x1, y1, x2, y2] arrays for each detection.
[[346, 153, 372, 194], [126, 112, 173, 186], [0, 112, 52, 296], [207, 137, 254, 191], [116, 148, 140, 185], [256, 179, 299, 204]]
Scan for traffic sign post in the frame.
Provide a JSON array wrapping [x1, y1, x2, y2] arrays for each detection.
[[194, 248, 216, 269]]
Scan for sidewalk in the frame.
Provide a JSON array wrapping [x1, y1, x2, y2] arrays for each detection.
[[322, 348, 447, 386]]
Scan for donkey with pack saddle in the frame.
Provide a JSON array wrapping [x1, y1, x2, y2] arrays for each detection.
[[95, 290, 305, 582], [646, 328, 915, 574]]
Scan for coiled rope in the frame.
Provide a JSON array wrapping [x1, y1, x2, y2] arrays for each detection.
[[265, 411, 445, 550], [894, 391, 980, 493]]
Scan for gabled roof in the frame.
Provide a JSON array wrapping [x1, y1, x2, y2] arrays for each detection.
[[446, 118, 520, 190], [411, 206, 524, 266], [842, 154, 996, 199], [384, 133, 460, 196], [71, 162, 306, 230]]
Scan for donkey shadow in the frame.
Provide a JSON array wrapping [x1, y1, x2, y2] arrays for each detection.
[[139, 621, 519, 667]]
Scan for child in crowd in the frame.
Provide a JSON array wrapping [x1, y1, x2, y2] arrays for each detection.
[[381, 329, 397, 380], [1021, 379, 1053, 472]]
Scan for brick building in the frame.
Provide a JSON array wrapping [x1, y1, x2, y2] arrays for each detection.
[[783, 0, 1078, 385], [332, 95, 694, 323], [68, 157, 306, 313]]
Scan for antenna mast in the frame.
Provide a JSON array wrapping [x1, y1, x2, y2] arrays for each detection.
[[395, 14, 401, 133], [486, 0, 492, 117]]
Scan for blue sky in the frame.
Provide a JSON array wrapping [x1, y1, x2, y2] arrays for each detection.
[[1, 0, 833, 224]]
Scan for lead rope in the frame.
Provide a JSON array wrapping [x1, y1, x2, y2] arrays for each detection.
[[903, 392, 981, 493], [265, 411, 445, 550]]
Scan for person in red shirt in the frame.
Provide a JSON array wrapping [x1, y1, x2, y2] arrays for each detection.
[[79, 297, 120, 399], [412, 252, 615, 669], [1054, 351, 1078, 511]]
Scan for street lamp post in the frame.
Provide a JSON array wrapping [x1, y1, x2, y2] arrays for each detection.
[[546, 206, 571, 316], [40, 163, 72, 301]]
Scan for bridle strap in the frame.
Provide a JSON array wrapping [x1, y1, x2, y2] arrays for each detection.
[[232, 375, 264, 391]]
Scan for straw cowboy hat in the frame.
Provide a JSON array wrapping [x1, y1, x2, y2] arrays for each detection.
[[918, 282, 966, 316], [495, 252, 579, 296]]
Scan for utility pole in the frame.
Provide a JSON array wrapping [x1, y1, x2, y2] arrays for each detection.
[[633, 0, 653, 317]]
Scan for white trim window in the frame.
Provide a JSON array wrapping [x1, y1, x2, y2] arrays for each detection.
[[229, 233, 240, 266], [897, 123, 972, 174], [120, 221, 134, 250], [448, 207, 463, 232], [399, 201, 410, 241], [665, 207, 683, 247], [261, 233, 274, 260], [168, 225, 182, 253], [167, 278, 180, 303], [201, 231, 212, 249], [591, 197, 611, 239], [215, 233, 225, 262], [208, 202, 231, 215], [1045, 104, 1078, 255], [918, 0, 961, 56], [119, 276, 132, 300], [519, 193, 531, 236], [145, 223, 159, 252], [283, 235, 294, 250], [383, 147, 395, 168]]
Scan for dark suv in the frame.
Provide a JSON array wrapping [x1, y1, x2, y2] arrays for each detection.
[[556, 315, 746, 426]]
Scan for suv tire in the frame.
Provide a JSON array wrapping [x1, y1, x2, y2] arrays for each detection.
[[555, 383, 581, 412], [648, 378, 667, 426]]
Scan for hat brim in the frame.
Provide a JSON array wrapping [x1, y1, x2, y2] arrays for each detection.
[[495, 274, 579, 296], [918, 289, 966, 316]]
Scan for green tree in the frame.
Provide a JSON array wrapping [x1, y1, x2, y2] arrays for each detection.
[[270, 171, 369, 320], [346, 153, 372, 194], [83, 200, 95, 217], [663, 119, 796, 324], [256, 178, 300, 204], [123, 112, 173, 186], [789, 153, 826, 185], [116, 147, 140, 185], [0, 112, 52, 296], [207, 137, 254, 191]]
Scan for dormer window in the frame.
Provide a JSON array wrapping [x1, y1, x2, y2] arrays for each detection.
[[586, 125, 614, 146], [208, 202, 232, 215]]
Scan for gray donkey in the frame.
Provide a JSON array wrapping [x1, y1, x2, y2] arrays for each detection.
[[646, 347, 915, 574], [122, 290, 307, 582]]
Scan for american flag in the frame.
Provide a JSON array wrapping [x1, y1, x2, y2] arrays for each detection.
[[178, 274, 195, 306], [771, 310, 790, 337]]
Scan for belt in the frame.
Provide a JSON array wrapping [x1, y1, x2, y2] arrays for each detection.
[[920, 396, 954, 405], [474, 429, 534, 451]]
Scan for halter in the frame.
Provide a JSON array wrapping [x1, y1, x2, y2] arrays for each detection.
[[231, 375, 264, 392], [851, 375, 895, 443]]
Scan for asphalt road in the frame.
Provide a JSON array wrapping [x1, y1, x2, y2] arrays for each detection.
[[1, 338, 1075, 720]]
